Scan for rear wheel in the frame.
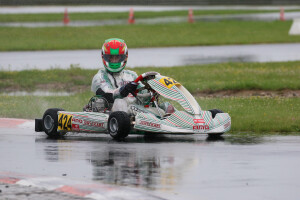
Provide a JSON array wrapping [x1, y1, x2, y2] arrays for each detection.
[[42, 108, 65, 138], [108, 111, 131, 140], [208, 109, 224, 137]]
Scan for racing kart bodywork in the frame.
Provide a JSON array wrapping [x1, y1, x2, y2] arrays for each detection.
[[35, 72, 231, 139]]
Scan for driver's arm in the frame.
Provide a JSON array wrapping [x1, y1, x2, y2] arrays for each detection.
[[91, 72, 120, 102]]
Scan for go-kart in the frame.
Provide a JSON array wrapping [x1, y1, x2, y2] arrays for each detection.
[[35, 72, 231, 139]]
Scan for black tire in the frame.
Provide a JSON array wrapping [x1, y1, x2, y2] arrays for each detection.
[[42, 108, 65, 137], [108, 111, 131, 140], [206, 133, 224, 141], [208, 109, 224, 119], [208, 109, 224, 137], [207, 133, 224, 138]]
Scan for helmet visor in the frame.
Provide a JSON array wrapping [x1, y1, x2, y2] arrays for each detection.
[[103, 54, 126, 63]]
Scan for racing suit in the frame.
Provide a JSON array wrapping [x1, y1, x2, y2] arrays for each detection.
[[91, 69, 173, 116], [91, 68, 138, 103]]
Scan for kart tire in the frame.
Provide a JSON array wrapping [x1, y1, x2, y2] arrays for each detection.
[[42, 108, 65, 137], [208, 109, 224, 119], [207, 133, 224, 138], [208, 109, 224, 137], [108, 111, 130, 140], [207, 133, 224, 141]]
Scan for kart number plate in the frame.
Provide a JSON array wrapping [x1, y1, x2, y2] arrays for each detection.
[[58, 113, 73, 131], [159, 77, 181, 89]]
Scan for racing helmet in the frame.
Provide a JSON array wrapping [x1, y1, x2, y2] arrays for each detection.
[[101, 38, 128, 73]]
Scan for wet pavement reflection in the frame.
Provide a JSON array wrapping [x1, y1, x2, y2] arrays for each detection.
[[1, 128, 300, 200], [35, 134, 266, 190]]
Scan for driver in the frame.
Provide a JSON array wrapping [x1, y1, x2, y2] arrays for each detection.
[[91, 38, 139, 106], [91, 38, 174, 115]]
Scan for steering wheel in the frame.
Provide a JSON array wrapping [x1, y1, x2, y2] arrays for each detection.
[[133, 71, 159, 102], [134, 71, 160, 83]]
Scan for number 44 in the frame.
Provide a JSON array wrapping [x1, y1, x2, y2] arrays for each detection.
[[160, 77, 180, 88]]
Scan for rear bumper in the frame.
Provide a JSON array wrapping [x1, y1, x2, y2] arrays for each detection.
[[35, 118, 43, 132]]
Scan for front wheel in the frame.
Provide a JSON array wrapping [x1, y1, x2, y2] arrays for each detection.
[[207, 133, 224, 138], [42, 108, 65, 137], [108, 111, 131, 140]]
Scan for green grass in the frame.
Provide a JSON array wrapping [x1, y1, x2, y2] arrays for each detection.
[[198, 96, 300, 133], [0, 91, 93, 119], [1, 20, 300, 51], [0, 92, 299, 132], [1, 62, 300, 93], [0, 66, 96, 92], [1, 9, 299, 22]]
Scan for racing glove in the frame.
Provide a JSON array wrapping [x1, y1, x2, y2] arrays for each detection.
[[119, 81, 138, 97], [95, 88, 114, 103]]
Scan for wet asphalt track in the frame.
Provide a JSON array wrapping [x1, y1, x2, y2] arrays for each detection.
[[1, 12, 300, 27], [1, 6, 300, 14], [1, 122, 300, 200], [1, 43, 300, 71]]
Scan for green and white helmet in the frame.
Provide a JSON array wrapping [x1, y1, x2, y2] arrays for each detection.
[[101, 38, 128, 73]]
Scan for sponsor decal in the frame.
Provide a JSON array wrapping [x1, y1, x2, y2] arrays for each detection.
[[193, 125, 209, 130], [140, 121, 161, 128], [121, 81, 130, 86], [72, 124, 80, 131], [224, 121, 231, 129], [193, 119, 205, 124], [72, 117, 104, 128], [72, 118, 83, 124], [83, 120, 104, 128]]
